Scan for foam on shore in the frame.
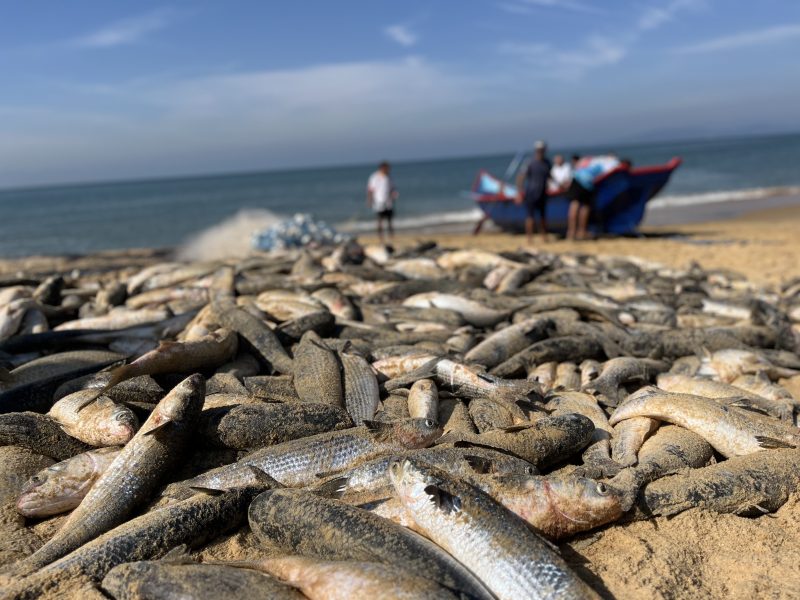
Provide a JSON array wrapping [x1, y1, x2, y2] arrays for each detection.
[[176, 208, 283, 261]]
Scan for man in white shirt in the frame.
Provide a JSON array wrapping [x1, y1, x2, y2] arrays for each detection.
[[547, 154, 573, 194], [366, 161, 398, 244]]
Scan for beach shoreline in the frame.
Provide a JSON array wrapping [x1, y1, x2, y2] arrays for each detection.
[[1, 193, 799, 287]]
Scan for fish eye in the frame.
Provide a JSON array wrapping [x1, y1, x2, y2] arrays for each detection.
[[596, 482, 608, 495], [525, 466, 535, 475], [424, 419, 436, 428], [30, 475, 42, 485]]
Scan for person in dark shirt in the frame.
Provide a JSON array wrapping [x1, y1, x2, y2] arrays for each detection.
[[515, 140, 551, 244]]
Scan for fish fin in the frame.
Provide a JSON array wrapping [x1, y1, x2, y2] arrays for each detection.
[[515, 399, 548, 413], [315, 476, 349, 499], [423, 484, 462, 515], [463, 455, 494, 474], [499, 424, 536, 433], [143, 420, 173, 435], [245, 465, 283, 489], [728, 400, 769, 416], [755, 436, 796, 449], [74, 392, 106, 412], [363, 420, 394, 441], [188, 485, 226, 495], [476, 372, 499, 384], [160, 544, 195, 565]]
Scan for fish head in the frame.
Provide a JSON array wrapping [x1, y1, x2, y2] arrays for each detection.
[[388, 458, 442, 512], [102, 404, 139, 444], [148, 374, 205, 432], [16, 457, 94, 517], [543, 475, 627, 530], [392, 418, 444, 448]]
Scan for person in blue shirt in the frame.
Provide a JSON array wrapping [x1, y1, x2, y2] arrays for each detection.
[[566, 154, 621, 240], [514, 140, 552, 244]]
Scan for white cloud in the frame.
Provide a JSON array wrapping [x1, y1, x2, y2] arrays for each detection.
[[499, 36, 625, 79], [499, 0, 698, 79], [637, 0, 702, 31], [499, 0, 601, 14], [73, 8, 175, 48], [674, 23, 800, 54], [384, 24, 417, 47]]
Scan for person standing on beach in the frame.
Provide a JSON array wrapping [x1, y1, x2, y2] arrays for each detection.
[[566, 154, 621, 240], [515, 140, 551, 244], [548, 154, 573, 194], [366, 161, 398, 244]]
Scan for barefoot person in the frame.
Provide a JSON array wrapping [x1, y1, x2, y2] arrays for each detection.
[[515, 140, 551, 244], [366, 161, 398, 244], [566, 154, 620, 240]]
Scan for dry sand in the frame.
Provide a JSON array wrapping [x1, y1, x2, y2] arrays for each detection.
[[361, 204, 800, 287], [2, 203, 800, 598]]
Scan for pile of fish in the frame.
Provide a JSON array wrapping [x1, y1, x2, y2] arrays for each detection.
[[0, 241, 799, 599]]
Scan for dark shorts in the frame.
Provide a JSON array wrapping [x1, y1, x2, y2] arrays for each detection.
[[376, 209, 393, 219], [524, 192, 547, 220], [567, 180, 594, 206]]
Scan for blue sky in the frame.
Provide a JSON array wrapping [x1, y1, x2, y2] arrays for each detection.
[[1, 0, 799, 187]]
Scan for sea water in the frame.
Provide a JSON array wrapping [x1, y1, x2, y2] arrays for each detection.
[[0, 132, 798, 258]]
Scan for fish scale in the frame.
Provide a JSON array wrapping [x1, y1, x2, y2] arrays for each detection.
[[341, 352, 380, 424]]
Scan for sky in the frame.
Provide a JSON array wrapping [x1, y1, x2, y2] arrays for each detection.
[[1, 0, 799, 187]]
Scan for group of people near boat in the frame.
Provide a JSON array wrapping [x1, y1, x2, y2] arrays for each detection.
[[365, 142, 631, 245], [515, 140, 630, 244]]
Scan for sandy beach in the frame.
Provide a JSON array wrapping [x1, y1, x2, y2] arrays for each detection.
[[357, 200, 800, 287], [2, 198, 800, 599]]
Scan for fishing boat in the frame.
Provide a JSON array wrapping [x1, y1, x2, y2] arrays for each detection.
[[471, 157, 682, 235]]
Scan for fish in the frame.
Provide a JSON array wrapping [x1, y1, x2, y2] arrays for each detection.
[[317, 445, 538, 504], [463, 317, 553, 368], [180, 418, 443, 492], [16, 447, 122, 517], [698, 348, 800, 383], [0, 350, 125, 414], [200, 402, 352, 450], [102, 561, 305, 600], [407, 379, 439, 421], [611, 417, 659, 467], [491, 336, 605, 379], [372, 353, 439, 380], [402, 293, 510, 328], [546, 391, 620, 477], [226, 555, 458, 600], [528, 361, 557, 391], [438, 413, 594, 468], [732, 373, 800, 415], [3, 486, 269, 600], [657, 372, 794, 421], [52, 308, 170, 331], [638, 448, 800, 518], [583, 357, 669, 407], [389, 458, 599, 600], [208, 300, 294, 374], [48, 391, 138, 446], [310, 287, 358, 320], [609, 425, 714, 502], [0, 412, 93, 461], [248, 489, 494, 600], [0, 446, 55, 565], [553, 362, 581, 391], [476, 473, 628, 539], [609, 387, 800, 457], [104, 328, 237, 389], [340, 350, 380, 424], [13, 374, 205, 574], [293, 331, 343, 406]]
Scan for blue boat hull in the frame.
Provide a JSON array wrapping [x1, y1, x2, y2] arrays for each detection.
[[473, 158, 681, 235]]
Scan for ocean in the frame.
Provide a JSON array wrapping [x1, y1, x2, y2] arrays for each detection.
[[1, 133, 798, 258]]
